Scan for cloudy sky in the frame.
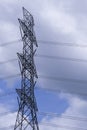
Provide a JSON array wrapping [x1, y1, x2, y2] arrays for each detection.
[[0, 0, 87, 129]]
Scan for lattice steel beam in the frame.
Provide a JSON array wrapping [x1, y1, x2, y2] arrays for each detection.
[[14, 7, 39, 130]]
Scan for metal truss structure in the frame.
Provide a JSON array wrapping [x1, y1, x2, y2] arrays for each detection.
[[14, 7, 39, 130]]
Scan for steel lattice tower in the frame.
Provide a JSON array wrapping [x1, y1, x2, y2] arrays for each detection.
[[14, 7, 39, 130]]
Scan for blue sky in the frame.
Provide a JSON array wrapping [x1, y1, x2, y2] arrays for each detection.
[[0, 0, 87, 129]]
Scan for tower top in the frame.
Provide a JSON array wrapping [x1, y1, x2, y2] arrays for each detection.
[[22, 7, 34, 26]]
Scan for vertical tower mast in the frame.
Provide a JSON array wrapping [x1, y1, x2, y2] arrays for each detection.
[[14, 7, 39, 130]]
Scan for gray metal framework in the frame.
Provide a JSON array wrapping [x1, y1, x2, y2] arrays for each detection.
[[14, 7, 39, 130]]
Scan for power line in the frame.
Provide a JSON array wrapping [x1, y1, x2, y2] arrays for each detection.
[[1, 73, 87, 84], [0, 39, 22, 47], [0, 58, 17, 64], [1, 54, 87, 66], [39, 111, 87, 122], [0, 110, 87, 122], [0, 82, 87, 98], [36, 54, 87, 63], [40, 122, 87, 130], [0, 91, 16, 98], [39, 75, 87, 84], [1, 123, 87, 130], [37, 87, 87, 97], [38, 40, 87, 48], [0, 73, 20, 80], [0, 74, 87, 96], [0, 125, 14, 130], [1, 39, 87, 48]]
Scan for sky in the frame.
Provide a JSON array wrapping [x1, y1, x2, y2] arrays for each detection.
[[0, 0, 87, 129]]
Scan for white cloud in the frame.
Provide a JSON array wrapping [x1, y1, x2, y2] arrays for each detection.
[[0, 21, 19, 42], [40, 1, 87, 44], [39, 95, 87, 130], [0, 104, 16, 128], [0, 0, 87, 95], [0, 94, 87, 130], [40, 6, 76, 34], [0, 112, 16, 128], [0, 1, 87, 129]]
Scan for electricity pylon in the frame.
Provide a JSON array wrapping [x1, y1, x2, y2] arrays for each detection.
[[14, 7, 39, 130]]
